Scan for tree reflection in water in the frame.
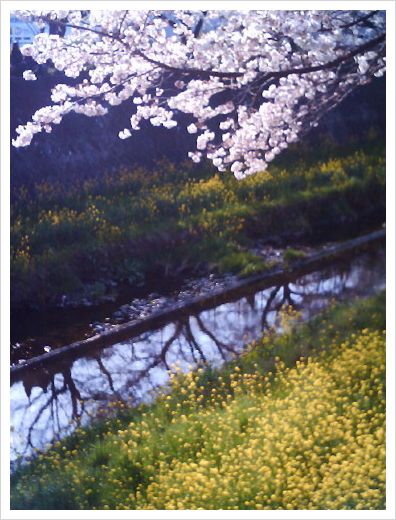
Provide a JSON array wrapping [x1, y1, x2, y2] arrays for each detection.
[[10, 250, 385, 464]]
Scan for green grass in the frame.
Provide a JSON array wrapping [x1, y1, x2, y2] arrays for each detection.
[[11, 144, 385, 308], [11, 291, 385, 510], [283, 247, 306, 265], [215, 249, 273, 277]]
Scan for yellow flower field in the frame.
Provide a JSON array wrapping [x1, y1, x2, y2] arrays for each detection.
[[11, 296, 386, 510], [136, 330, 385, 510]]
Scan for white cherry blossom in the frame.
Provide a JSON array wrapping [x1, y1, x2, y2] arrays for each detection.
[[12, 9, 386, 178], [22, 70, 37, 81]]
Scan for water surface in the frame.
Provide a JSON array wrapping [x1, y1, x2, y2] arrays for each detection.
[[10, 247, 385, 464]]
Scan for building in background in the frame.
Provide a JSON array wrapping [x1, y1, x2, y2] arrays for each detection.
[[10, 16, 47, 46]]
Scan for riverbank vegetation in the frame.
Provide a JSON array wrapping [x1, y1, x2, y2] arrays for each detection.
[[11, 140, 385, 309], [11, 291, 386, 510]]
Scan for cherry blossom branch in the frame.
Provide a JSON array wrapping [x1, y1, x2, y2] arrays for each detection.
[[11, 9, 386, 178]]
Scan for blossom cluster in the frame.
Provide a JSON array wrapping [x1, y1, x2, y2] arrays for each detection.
[[12, 10, 386, 177]]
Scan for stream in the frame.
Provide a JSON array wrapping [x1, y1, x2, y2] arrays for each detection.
[[10, 245, 385, 466]]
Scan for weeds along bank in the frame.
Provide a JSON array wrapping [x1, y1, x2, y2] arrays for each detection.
[[11, 143, 385, 309], [11, 292, 386, 510]]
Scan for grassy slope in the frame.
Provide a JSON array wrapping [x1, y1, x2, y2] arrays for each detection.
[[11, 143, 385, 308], [11, 291, 386, 510]]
